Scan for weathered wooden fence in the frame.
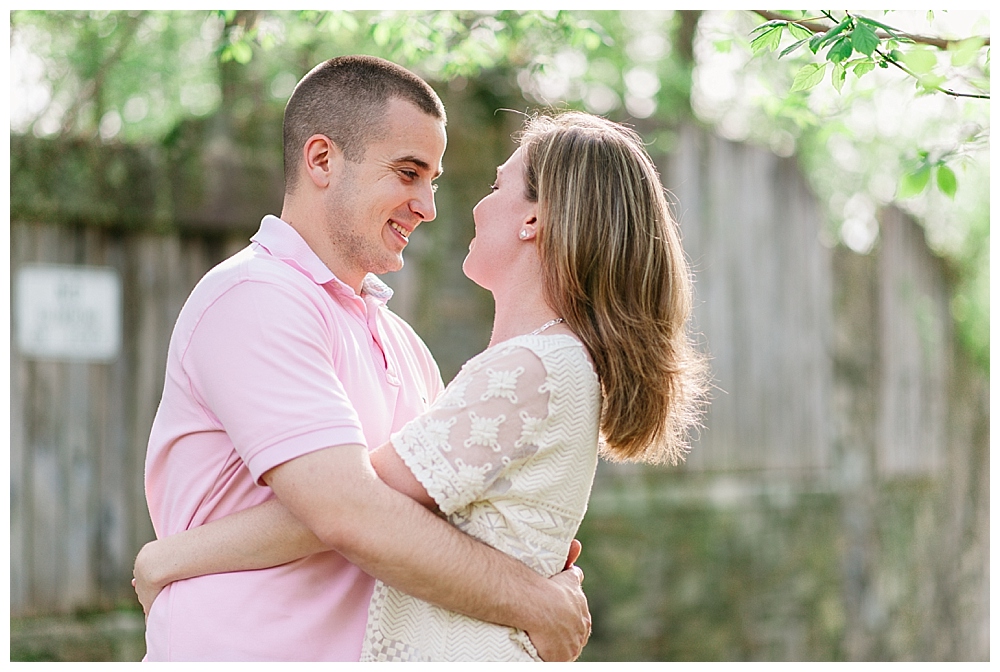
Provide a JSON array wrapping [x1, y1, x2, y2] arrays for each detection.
[[9, 119, 988, 661], [11, 224, 250, 616], [577, 126, 987, 661]]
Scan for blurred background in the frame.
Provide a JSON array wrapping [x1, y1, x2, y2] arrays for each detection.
[[8, 10, 989, 662]]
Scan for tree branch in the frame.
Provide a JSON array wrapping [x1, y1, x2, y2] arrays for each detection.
[[877, 47, 991, 100], [751, 9, 990, 100], [752, 10, 990, 49]]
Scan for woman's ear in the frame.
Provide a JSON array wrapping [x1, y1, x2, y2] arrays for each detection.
[[302, 134, 343, 188], [520, 214, 539, 241]]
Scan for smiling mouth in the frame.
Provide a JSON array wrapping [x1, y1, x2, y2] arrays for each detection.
[[389, 221, 410, 240]]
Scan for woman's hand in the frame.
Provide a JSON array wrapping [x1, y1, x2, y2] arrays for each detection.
[[132, 540, 168, 618], [564, 539, 582, 570]]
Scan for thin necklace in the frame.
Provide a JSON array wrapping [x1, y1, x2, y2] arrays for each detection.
[[530, 318, 564, 335]]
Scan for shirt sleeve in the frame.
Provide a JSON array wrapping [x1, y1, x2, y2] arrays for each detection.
[[184, 279, 367, 483], [390, 345, 552, 515]]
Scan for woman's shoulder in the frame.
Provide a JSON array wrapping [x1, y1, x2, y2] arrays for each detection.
[[473, 337, 600, 410], [463, 334, 594, 379]]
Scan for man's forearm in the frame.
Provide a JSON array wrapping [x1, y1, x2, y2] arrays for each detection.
[[264, 444, 588, 659]]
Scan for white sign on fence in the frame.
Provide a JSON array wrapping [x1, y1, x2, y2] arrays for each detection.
[[15, 264, 122, 362]]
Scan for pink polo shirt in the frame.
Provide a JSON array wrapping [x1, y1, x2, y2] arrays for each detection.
[[144, 215, 443, 661]]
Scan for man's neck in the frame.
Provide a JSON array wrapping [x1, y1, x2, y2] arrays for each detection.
[[279, 205, 365, 294]]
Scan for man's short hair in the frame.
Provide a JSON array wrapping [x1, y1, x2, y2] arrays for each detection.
[[282, 55, 446, 192]]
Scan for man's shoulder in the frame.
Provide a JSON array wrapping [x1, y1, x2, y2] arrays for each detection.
[[187, 244, 322, 305], [173, 245, 335, 345]]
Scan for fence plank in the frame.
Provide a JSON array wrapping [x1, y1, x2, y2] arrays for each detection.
[[666, 126, 833, 473], [877, 208, 950, 475]]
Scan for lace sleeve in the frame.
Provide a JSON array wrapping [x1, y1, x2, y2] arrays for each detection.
[[390, 345, 552, 516]]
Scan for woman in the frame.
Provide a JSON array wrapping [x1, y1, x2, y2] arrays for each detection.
[[133, 111, 709, 661]]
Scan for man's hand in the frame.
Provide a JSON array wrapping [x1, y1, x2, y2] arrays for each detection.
[[527, 564, 591, 661]]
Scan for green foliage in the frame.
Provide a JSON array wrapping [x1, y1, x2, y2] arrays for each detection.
[[744, 10, 989, 204], [900, 150, 963, 200], [899, 162, 932, 198], [724, 11, 989, 370], [11, 11, 226, 142], [752, 11, 989, 101], [790, 62, 825, 92], [935, 165, 957, 199]]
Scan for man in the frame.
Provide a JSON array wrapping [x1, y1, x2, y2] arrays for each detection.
[[142, 55, 589, 661]]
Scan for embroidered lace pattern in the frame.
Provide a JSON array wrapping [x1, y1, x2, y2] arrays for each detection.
[[360, 334, 601, 661]]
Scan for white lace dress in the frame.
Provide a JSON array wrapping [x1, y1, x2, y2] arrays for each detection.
[[360, 333, 601, 661]]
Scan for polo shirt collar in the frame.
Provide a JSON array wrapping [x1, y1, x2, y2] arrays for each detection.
[[251, 215, 394, 305]]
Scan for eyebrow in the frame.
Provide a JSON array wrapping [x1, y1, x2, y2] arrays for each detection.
[[396, 154, 444, 180]]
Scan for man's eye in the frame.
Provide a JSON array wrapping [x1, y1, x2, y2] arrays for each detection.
[[401, 170, 418, 180], [489, 183, 499, 192]]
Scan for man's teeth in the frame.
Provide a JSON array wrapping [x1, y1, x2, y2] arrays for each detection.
[[390, 222, 409, 239]]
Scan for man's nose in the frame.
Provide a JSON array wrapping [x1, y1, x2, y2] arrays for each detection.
[[411, 183, 437, 223]]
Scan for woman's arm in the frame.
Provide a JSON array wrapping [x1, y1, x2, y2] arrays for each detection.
[[133, 498, 324, 614], [132, 443, 437, 615]]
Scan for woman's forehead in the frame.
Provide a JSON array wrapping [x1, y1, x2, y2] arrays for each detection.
[[498, 147, 526, 175]]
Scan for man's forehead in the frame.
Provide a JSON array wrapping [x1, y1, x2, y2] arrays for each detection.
[[374, 101, 446, 175]]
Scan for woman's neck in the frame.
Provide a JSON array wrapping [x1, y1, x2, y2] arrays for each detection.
[[488, 283, 564, 347]]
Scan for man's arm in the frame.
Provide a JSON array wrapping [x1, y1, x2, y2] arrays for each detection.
[[133, 442, 439, 614], [134, 441, 587, 655], [265, 443, 591, 662]]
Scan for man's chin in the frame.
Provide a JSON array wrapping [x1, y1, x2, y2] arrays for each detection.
[[374, 257, 405, 277]]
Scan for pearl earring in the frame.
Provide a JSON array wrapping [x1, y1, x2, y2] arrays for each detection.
[[519, 230, 528, 240]]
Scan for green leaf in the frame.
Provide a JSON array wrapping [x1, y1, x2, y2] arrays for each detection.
[[918, 73, 947, 93], [827, 35, 854, 63], [581, 29, 602, 50], [750, 25, 783, 54], [936, 165, 957, 199], [219, 40, 253, 64], [787, 23, 812, 40], [790, 62, 826, 92], [899, 164, 931, 198], [900, 47, 937, 74], [853, 60, 875, 77], [856, 15, 901, 37], [750, 19, 789, 35], [372, 21, 392, 46], [949, 37, 986, 67], [831, 62, 846, 93], [851, 24, 880, 56], [808, 17, 852, 53], [779, 37, 810, 59]]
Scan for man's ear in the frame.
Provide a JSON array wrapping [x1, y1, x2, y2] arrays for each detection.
[[302, 134, 343, 188]]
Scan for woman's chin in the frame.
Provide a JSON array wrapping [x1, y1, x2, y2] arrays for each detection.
[[461, 255, 487, 289]]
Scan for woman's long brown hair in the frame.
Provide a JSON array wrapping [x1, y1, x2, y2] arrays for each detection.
[[520, 112, 710, 464]]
